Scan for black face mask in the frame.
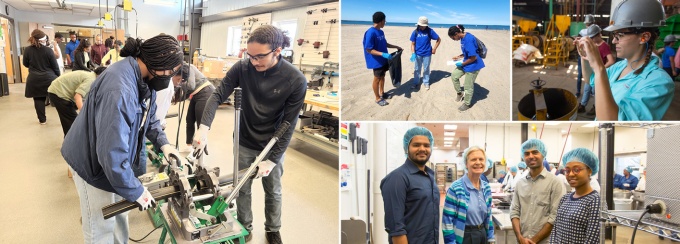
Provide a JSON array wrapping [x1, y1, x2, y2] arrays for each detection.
[[145, 75, 172, 91]]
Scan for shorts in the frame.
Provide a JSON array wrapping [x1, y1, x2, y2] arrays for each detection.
[[373, 63, 389, 77]]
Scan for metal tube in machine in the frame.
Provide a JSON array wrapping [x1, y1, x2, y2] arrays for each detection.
[[233, 88, 242, 188]]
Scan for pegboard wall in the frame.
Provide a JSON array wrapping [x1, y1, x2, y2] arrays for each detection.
[[240, 13, 272, 49], [297, 2, 339, 66]]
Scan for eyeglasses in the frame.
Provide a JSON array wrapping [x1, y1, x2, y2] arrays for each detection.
[[564, 167, 587, 175], [246, 49, 276, 61], [151, 65, 181, 78], [612, 31, 639, 41]]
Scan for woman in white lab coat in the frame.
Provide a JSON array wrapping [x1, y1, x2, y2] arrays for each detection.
[[502, 166, 519, 191]]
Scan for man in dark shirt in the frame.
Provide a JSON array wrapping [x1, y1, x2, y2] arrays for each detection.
[[380, 126, 440, 244], [90, 34, 109, 66], [193, 25, 306, 244]]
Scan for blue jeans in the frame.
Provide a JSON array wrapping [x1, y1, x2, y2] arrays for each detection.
[[576, 57, 582, 95], [581, 82, 594, 106], [71, 167, 129, 244], [236, 146, 285, 232], [414, 55, 431, 85]]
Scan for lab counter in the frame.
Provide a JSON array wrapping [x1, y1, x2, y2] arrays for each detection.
[[492, 209, 515, 244]]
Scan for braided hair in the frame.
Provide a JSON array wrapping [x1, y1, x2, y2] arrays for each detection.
[[247, 25, 291, 50], [633, 28, 658, 76], [28, 29, 46, 48], [120, 34, 183, 72]]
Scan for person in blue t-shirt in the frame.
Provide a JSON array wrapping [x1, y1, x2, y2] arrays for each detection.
[[662, 35, 677, 78], [64, 31, 80, 67], [363, 11, 402, 106], [448, 25, 485, 111], [409, 16, 441, 90]]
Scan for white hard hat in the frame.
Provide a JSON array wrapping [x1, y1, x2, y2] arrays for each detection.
[[584, 14, 595, 25], [665, 35, 676, 43], [585, 24, 602, 38], [604, 0, 666, 32], [416, 16, 429, 27]]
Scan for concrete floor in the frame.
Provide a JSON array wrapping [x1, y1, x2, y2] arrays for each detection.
[[512, 59, 680, 121], [0, 82, 339, 243], [492, 225, 679, 244]]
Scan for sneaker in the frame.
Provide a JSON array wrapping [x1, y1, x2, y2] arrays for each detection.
[[577, 104, 586, 113], [424, 84, 430, 90], [39, 121, 47, 125], [456, 92, 464, 102], [458, 104, 471, 111], [265, 231, 282, 244], [245, 232, 252, 242], [587, 106, 596, 116]]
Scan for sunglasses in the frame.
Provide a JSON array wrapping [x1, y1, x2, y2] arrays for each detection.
[[246, 49, 277, 61]]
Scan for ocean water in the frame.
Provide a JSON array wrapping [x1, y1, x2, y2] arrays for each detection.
[[342, 20, 510, 31]]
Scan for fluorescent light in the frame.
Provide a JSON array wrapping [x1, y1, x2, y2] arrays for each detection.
[[144, 0, 178, 6], [444, 144, 453, 147], [444, 124, 457, 130], [444, 142, 453, 145], [444, 137, 454, 141], [444, 132, 455, 137], [561, 130, 567, 134], [42, 25, 53, 29]]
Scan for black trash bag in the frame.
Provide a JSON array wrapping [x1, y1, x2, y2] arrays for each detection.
[[388, 49, 403, 87]]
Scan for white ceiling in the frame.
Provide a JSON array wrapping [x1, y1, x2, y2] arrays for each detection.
[[4, 0, 175, 17]]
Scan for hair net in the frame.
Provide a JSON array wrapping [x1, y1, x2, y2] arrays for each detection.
[[518, 161, 527, 169], [561, 148, 599, 176], [461, 146, 486, 173], [521, 138, 547, 158], [510, 166, 518, 173], [499, 170, 507, 175], [487, 158, 494, 169], [402, 127, 434, 154], [624, 166, 633, 174]]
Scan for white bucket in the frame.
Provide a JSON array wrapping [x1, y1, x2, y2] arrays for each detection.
[[614, 198, 633, 210]]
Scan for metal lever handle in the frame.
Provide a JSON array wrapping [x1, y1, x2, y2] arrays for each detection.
[[273, 121, 291, 140]]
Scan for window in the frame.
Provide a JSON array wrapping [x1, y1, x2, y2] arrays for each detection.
[[226, 26, 242, 57], [273, 20, 297, 51]]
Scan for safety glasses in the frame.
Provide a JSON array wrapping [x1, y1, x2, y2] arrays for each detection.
[[246, 49, 276, 61]]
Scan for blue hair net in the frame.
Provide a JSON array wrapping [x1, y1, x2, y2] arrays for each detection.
[[518, 161, 527, 169], [521, 138, 547, 159], [402, 127, 434, 154], [487, 158, 494, 169], [461, 146, 486, 173], [510, 166, 518, 173], [624, 166, 633, 174], [499, 170, 507, 175], [561, 148, 599, 176]]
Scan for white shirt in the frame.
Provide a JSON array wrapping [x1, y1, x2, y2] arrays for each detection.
[[635, 177, 645, 191], [503, 173, 518, 191], [155, 80, 175, 128], [556, 174, 572, 194], [54, 43, 64, 73]]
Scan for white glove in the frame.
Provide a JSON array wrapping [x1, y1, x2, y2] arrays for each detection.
[[255, 160, 277, 179], [160, 144, 182, 166], [192, 124, 210, 158], [624, 183, 630, 187], [135, 187, 156, 211]]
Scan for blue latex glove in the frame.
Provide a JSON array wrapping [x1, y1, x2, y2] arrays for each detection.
[[381, 52, 392, 59], [455, 61, 463, 68], [410, 53, 416, 62]]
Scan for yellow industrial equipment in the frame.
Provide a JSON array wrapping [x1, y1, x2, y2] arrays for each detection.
[[542, 15, 571, 69]]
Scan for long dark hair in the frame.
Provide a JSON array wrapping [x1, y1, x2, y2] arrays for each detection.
[[75, 40, 91, 53], [28, 29, 46, 48]]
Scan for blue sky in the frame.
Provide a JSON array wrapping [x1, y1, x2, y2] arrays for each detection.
[[341, 0, 510, 26]]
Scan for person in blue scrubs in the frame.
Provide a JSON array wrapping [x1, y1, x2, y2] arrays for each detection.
[[497, 170, 506, 184], [409, 16, 441, 90], [448, 25, 485, 111], [364, 11, 403, 106], [380, 127, 439, 244], [578, 0, 674, 120], [614, 167, 639, 190]]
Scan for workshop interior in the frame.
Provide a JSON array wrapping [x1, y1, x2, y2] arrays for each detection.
[[340, 122, 680, 244], [0, 0, 339, 243]]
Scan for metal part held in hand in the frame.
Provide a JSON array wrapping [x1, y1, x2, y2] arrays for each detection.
[[233, 88, 242, 189], [224, 121, 291, 205]]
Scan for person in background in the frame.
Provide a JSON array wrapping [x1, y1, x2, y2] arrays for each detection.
[[517, 161, 527, 177], [104, 36, 113, 50], [549, 148, 602, 244], [511, 139, 565, 244], [101, 40, 123, 66], [502, 166, 518, 191], [47, 67, 107, 136], [23, 29, 60, 125], [663, 35, 677, 79], [72, 40, 94, 72], [409, 16, 441, 90], [480, 159, 493, 183], [53, 33, 65, 74], [443, 146, 495, 244], [90, 34, 109, 66], [576, 14, 595, 98], [363, 11, 403, 107], [635, 167, 646, 191], [577, 24, 615, 116], [177, 62, 215, 152], [614, 166, 639, 190], [555, 168, 572, 193], [381, 127, 439, 244], [64, 31, 79, 67], [448, 24, 485, 111], [61, 34, 184, 244], [497, 170, 507, 184]]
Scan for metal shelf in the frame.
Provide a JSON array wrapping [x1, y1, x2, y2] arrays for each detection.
[[292, 130, 338, 156], [603, 210, 680, 241]]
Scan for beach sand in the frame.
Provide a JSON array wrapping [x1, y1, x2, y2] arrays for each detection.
[[340, 25, 512, 121]]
